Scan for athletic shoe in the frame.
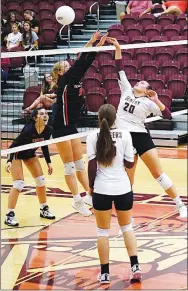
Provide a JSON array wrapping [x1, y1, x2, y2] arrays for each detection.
[[177, 204, 187, 219], [83, 195, 93, 207], [72, 200, 92, 216], [40, 206, 56, 219], [130, 264, 142, 282], [118, 217, 135, 236], [4, 211, 19, 227], [97, 273, 110, 284], [153, 12, 162, 17]]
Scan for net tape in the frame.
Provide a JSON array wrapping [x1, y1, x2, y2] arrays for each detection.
[[1, 40, 187, 58], [1, 109, 187, 156]]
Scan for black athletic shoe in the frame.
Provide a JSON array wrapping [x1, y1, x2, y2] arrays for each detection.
[[4, 211, 19, 227], [40, 206, 55, 219], [130, 264, 142, 282]]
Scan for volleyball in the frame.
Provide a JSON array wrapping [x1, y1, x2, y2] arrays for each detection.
[[55, 6, 75, 25]]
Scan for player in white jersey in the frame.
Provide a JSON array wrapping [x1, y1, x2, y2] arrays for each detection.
[[106, 37, 187, 219], [87, 104, 142, 284]]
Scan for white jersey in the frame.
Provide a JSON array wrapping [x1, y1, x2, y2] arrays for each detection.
[[117, 71, 162, 133], [87, 129, 134, 195]]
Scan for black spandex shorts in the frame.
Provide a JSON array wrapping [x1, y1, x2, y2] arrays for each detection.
[[130, 132, 155, 156], [52, 125, 78, 138], [92, 191, 133, 211]]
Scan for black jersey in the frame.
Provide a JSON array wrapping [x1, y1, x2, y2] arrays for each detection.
[[7, 122, 52, 164], [52, 52, 97, 138]]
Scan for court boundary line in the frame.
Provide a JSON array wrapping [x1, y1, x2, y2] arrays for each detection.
[[13, 209, 179, 286]]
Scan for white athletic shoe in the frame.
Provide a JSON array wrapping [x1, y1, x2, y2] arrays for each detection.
[[153, 12, 162, 17], [118, 217, 135, 236], [130, 264, 142, 282], [83, 195, 93, 207], [72, 199, 92, 216], [4, 211, 19, 227], [97, 273, 110, 284], [177, 204, 187, 219]]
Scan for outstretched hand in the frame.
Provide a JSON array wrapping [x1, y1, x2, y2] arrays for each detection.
[[106, 37, 120, 48], [96, 32, 108, 46]]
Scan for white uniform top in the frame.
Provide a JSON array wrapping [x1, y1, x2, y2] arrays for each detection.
[[7, 32, 22, 48], [87, 129, 134, 195], [117, 70, 162, 133]]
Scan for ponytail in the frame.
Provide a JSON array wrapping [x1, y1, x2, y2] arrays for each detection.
[[96, 118, 116, 167]]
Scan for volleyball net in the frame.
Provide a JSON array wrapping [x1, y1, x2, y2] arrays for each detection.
[[1, 39, 188, 155]]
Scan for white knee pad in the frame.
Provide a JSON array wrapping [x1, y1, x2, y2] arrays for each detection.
[[97, 228, 109, 237], [75, 158, 85, 171], [35, 175, 46, 187], [120, 222, 133, 233], [156, 173, 172, 190], [13, 180, 24, 191], [64, 162, 75, 175]]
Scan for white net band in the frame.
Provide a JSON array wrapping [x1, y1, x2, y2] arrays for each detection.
[[1, 109, 187, 156]]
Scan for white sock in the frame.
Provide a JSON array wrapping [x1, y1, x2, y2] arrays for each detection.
[[40, 203, 47, 209], [173, 196, 183, 206], [7, 209, 15, 214], [73, 193, 82, 202]]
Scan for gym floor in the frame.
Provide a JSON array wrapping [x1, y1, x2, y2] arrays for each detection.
[[1, 146, 187, 290]]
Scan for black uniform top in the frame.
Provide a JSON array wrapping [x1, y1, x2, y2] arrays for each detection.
[[7, 122, 52, 164], [52, 52, 97, 138]]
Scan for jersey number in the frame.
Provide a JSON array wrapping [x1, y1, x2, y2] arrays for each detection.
[[124, 102, 135, 114]]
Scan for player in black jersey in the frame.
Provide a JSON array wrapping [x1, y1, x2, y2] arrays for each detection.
[[5, 108, 55, 227], [52, 31, 108, 217]]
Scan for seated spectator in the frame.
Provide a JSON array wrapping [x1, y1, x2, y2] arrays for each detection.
[[23, 73, 57, 112], [120, 0, 153, 19], [23, 10, 39, 34], [6, 23, 22, 50], [4, 13, 22, 36], [159, 0, 187, 16], [21, 21, 38, 50]]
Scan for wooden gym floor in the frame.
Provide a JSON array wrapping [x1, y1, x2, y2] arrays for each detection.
[[1, 146, 187, 290]]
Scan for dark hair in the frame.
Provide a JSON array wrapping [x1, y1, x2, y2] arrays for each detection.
[[96, 104, 116, 167], [23, 21, 32, 45], [147, 84, 152, 90], [30, 108, 40, 122], [41, 74, 51, 94]]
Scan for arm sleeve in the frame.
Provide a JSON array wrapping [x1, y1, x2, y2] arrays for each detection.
[[7, 127, 29, 163], [64, 52, 97, 85], [161, 106, 172, 119], [123, 131, 134, 163], [41, 126, 52, 164], [116, 59, 133, 96], [41, 146, 51, 164], [88, 159, 97, 188]]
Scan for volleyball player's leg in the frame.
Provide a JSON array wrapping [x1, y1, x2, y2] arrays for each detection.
[[161, 6, 182, 15], [5, 159, 24, 226], [71, 138, 93, 207], [23, 157, 55, 219], [125, 155, 138, 186], [116, 193, 142, 282], [56, 140, 92, 216], [140, 148, 187, 218], [93, 193, 112, 283]]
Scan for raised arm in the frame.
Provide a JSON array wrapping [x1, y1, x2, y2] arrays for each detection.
[[106, 37, 132, 94], [63, 31, 108, 85]]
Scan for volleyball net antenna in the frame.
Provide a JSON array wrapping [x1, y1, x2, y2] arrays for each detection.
[[1, 39, 188, 156]]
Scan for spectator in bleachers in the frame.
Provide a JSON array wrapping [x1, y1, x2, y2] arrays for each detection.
[[3, 13, 22, 39], [6, 23, 22, 50], [159, 0, 187, 16], [23, 73, 57, 113], [21, 21, 38, 50], [23, 10, 39, 35], [120, 0, 153, 20]]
